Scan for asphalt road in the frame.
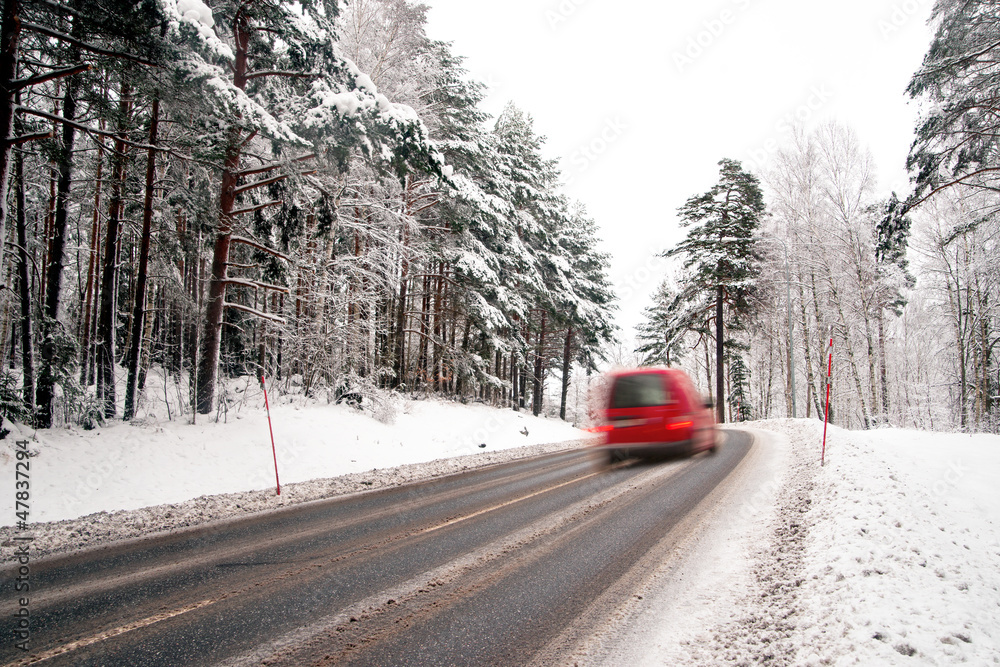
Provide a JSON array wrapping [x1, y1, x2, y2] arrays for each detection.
[[2, 429, 753, 667]]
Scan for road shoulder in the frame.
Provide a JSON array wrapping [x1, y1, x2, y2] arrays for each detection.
[[576, 423, 811, 666]]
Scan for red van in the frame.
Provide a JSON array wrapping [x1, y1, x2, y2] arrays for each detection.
[[594, 368, 717, 462]]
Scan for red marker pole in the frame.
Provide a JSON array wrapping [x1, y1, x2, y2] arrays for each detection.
[[262, 375, 280, 495], [821, 334, 833, 466]]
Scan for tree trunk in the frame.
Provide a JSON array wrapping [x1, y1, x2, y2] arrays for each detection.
[[798, 279, 821, 418], [415, 273, 430, 388], [764, 333, 774, 417], [34, 64, 78, 428], [715, 285, 725, 424], [136, 285, 157, 396], [96, 85, 132, 419], [0, 0, 21, 276], [13, 128, 33, 415], [863, 299, 879, 424], [704, 324, 712, 406], [532, 310, 546, 416], [877, 307, 889, 422], [975, 273, 992, 424], [946, 262, 967, 428], [79, 142, 103, 385], [510, 354, 518, 411], [123, 97, 159, 420], [392, 269, 408, 387], [392, 225, 410, 388], [559, 325, 573, 421], [433, 266, 444, 391], [196, 15, 250, 414], [827, 270, 870, 428], [519, 360, 527, 410]]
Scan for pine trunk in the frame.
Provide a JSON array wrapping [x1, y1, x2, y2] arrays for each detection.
[[123, 97, 159, 420], [35, 67, 78, 428], [392, 232, 410, 388], [532, 311, 546, 416], [715, 285, 725, 424], [559, 325, 573, 421], [79, 143, 103, 385], [196, 16, 251, 413], [0, 0, 20, 275], [96, 87, 132, 420], [433, 263, 445, 391], [877, 308, 889, 421], [704, 326, 712, 406], [14, 134, 33, 414]]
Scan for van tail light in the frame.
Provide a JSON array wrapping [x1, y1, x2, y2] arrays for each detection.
[[666, 419, 693, 431], [586, 424, 614, 433]]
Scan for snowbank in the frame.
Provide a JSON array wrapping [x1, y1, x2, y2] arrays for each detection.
[[795, 424, 1000, 664], [0, 394, 586, 558], [642, 419, 1000, 666]]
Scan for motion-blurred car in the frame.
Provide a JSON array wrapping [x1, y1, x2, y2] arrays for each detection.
[[592, 367, 717, 463]]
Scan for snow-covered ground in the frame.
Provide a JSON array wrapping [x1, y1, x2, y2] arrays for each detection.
[[609, 420, 1000, 666], [3, 395, 998, 665]]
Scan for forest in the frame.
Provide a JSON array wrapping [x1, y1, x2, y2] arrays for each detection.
[[0, 0, 616, 430], [637, 0, 999, 433], [0, 0, 996, 436]]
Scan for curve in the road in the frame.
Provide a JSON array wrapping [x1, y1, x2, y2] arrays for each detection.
[[2, 430, 753, 667]]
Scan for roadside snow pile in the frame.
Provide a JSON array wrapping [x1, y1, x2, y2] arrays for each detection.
[[0, 395, 586, 560], [671, 419, 1000, 666], [669, 419, 821, 665], [795, 425, 1000, 665]]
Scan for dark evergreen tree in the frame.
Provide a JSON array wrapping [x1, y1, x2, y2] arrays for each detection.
[[666, 158, 765, 423], [907, 0, 1000, 215], [727, 351, 752, 421], [635, 278, 706, 367], [870, 192, 916, 422]]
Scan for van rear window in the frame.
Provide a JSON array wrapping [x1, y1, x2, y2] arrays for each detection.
[[610, 374, 669, 408]]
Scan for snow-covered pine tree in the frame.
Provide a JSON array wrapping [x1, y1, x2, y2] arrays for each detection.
[[551, 204, 616, 420], [491, 104, 595, 416], [727, 351, 752, 421], [635, 277, 707, 368], [907, 0, 1000, 215], [870, 192, 916, 422], [160, 0, 444, 414], [667, 158, 765, 423]]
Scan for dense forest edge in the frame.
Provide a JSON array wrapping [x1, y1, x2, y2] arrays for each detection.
[[0, 0, 995, 435]]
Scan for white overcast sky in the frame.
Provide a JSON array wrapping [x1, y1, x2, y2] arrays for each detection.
[[421, 0, 936, 338]]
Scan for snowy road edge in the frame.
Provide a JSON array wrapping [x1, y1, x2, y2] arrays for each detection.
[[0, 439, 584, 564]]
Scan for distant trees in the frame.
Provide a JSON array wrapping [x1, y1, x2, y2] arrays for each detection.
[[906, 0, 999, 431], [636, 0, 997, 433], [639, 125, 931, 430], [639, 112, 992, 432], [0, 0, 616, 431], [755, 124, 906, 429]]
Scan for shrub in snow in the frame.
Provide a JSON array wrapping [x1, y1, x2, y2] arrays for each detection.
[[332, 374, 398, 425], [75, 395, 105, 431], [0, 373, 31, 437], [368, 391, 399, 426]]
